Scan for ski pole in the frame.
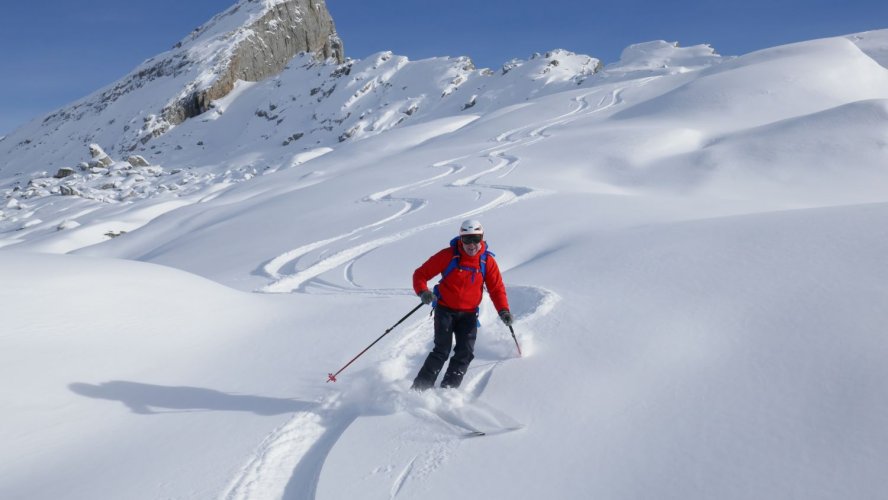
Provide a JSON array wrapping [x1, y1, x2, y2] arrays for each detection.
[[327, 302, 424, 382], [509, 325, 522, 357]]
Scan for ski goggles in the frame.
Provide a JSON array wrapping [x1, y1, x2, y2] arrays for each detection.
[[460, 234, 483, 245]]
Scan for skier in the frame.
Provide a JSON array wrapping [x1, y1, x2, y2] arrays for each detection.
[[411, 219, 513, 390]]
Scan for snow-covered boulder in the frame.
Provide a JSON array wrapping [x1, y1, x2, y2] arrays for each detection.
[[88, 143, 114, 167], [126, 155, 150, 167], [53, 167, 76, 179], [56, 220, 81, 231], [59, 185, 79, 196]]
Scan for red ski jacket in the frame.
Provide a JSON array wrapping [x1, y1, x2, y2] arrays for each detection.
[[413, 240, 509, 313]]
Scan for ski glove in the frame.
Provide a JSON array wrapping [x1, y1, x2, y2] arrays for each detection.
[[499, 309, 513, 326], [419, 290, 434, 305]]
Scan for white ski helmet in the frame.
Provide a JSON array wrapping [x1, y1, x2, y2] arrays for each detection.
[[459, 219, 484, 236]]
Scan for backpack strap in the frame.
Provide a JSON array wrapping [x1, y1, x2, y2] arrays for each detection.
[[432, 239, 461, 307], [479, 248, 494, 280], [441, 238, 462, 280]]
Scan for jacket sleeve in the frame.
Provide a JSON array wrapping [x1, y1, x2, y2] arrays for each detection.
[[484, 256, 510, 312], [413, 248, 452, 294]]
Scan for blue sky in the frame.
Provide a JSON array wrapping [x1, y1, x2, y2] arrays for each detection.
[[1, 0, 886, 135]]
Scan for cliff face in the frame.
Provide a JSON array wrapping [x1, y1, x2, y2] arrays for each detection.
[[1, 0, 618, 184], [2, 0, 344, 162], [164, 0, 344, 125]]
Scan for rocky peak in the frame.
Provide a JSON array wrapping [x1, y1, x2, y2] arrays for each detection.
[[163, 0, 344, 126], [18, 0, 344, 154]]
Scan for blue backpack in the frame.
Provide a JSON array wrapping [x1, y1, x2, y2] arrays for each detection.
[[431, 237, 494, 311]]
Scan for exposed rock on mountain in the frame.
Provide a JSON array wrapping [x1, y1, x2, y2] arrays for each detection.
[[164, 0, 344, 126], [89, 144, 114, 167], [5, 0, 344, 161]]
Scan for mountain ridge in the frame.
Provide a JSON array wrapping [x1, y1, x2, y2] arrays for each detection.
[[0, 0, 342, 168]]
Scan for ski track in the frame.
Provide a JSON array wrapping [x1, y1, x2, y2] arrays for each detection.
[[256, 78, 661, 294], [220, 78, 642, 499], [219, 285, 558, 500], [389, 457, 416, 500], [220, 408, 357, 500]]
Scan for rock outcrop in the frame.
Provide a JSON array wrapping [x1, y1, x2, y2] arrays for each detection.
[[163, 0, 344, 125], [26, 0, 345, 153], [126, 155, 150, 167], [88, 144, 114, 167]]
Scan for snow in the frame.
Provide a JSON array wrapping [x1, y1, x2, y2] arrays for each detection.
[[2, 15, 888, 500]]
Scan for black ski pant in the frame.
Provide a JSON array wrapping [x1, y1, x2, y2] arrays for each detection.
[[412, 306, 478, 389]]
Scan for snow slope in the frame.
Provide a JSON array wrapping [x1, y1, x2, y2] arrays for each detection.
[[2, 20, 888, 500]]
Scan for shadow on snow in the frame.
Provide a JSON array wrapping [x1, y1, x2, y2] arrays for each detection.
[[68, 380, 316, 415]]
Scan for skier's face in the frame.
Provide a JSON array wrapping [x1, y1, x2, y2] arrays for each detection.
[[460, 235, 482, 256]]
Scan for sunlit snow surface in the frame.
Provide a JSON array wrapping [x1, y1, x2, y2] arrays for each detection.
[[2, 26, 888, 500]]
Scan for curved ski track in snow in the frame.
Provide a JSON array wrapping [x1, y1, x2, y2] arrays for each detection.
[[257, 78, 660, 295], [222, 80, 648, 499], [258, 164, 459, 285]]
